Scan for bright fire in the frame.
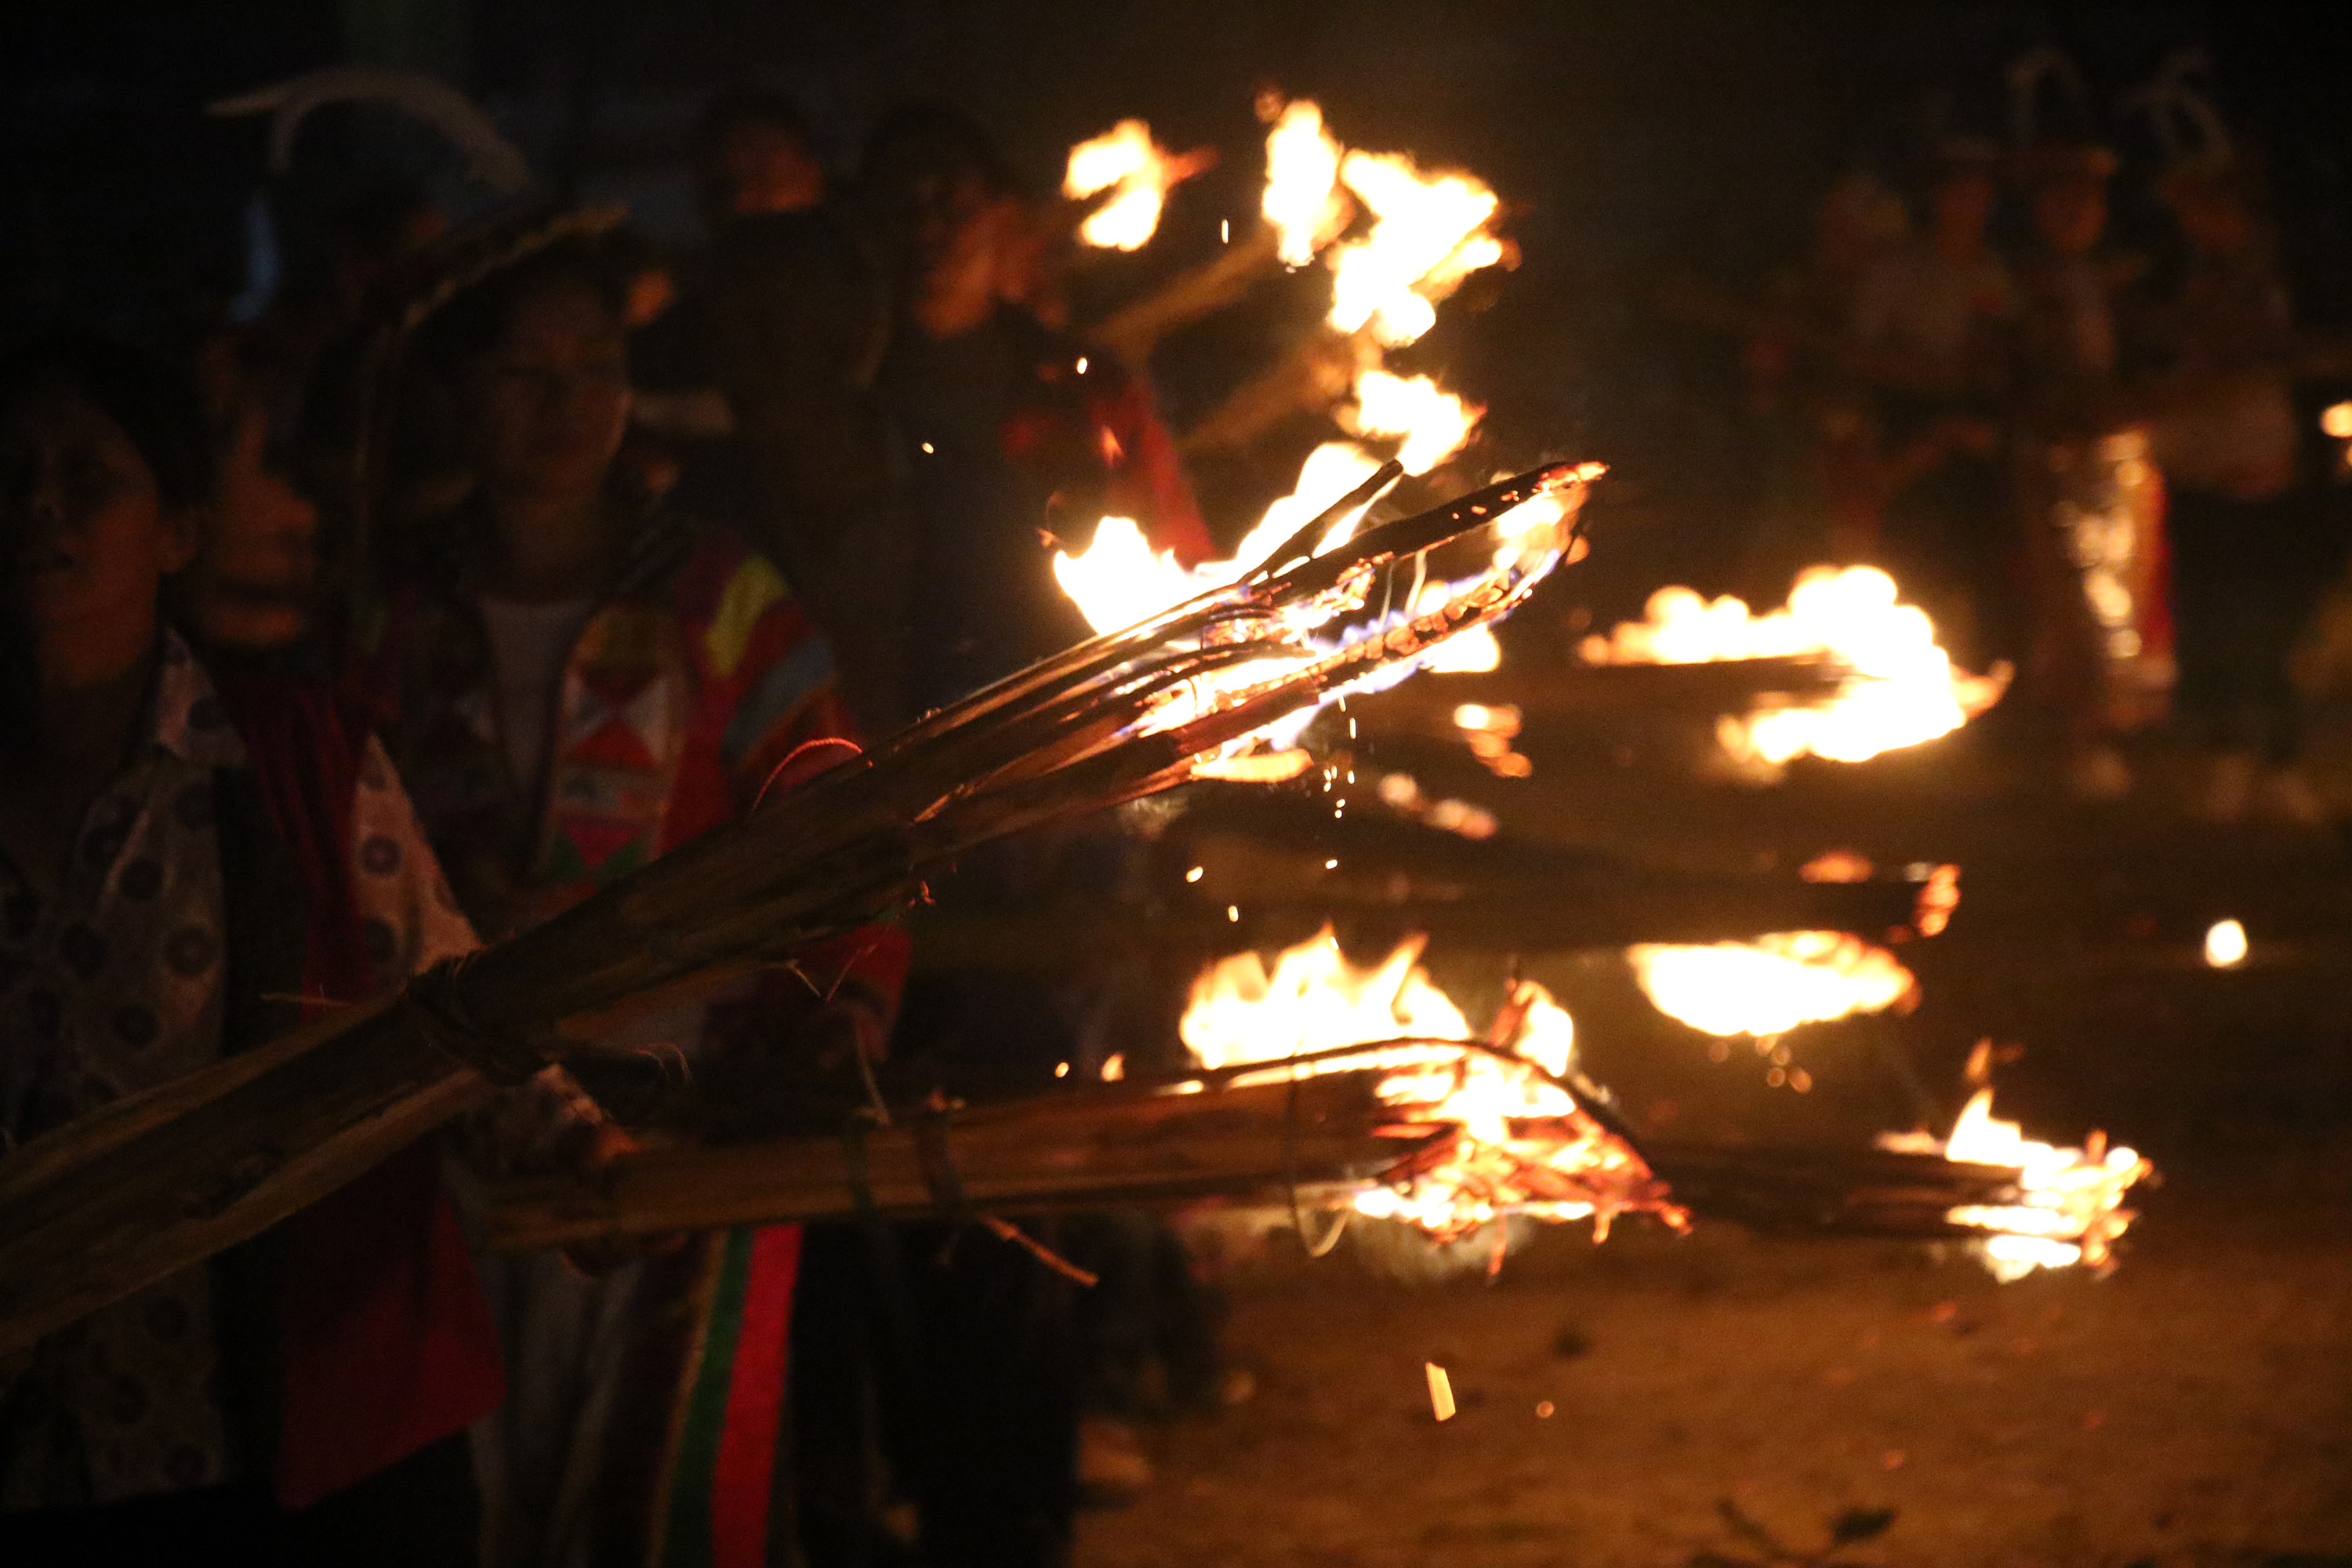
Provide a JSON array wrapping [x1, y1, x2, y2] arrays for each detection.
[[1344, 370, 1482, 476], [1578, 566, 2009, 765], [1057, 97, 1517, 713], [1052, 442, 1386, 637], [1064, 118, 1206, 251], [1327, 149, 1504, 346], [1183, 928, 1681, 1240], [1627, 931, 1916, 1038], [1879, 1088, 2151, 1280], [1261, 98, 1347, 267]]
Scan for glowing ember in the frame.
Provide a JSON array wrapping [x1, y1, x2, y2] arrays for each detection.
[[1376, 772, 1499, 839], [1182, 928, 1682, 1241], [1450, 701, 1531, 776], [1879, 1088, 2151, 1280], [1063, 118, 1204, 251], [1579, 567, 2008, 765], [1261, 98, 1348, 266], [1627, 931, 1916, 1039]]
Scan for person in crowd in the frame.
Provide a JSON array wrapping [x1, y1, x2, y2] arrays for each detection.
[[697, 89, 829, 225], [1846, 139, 2017, 664], [179, 327, 325, 655], [1733, 169, 1914, 572], [2137, 154, 2336, 822], [359, 231, 902, 1567], [779, 103, 1225, 1565], [2009, 140, 2171, 800], [699, 188, 910, 734], [0, 334, 503, 1563], [858, 101, 1211, 713]]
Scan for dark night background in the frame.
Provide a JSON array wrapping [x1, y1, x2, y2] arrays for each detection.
[[11, 2, 2352, 588], [10, 10, 2352, 1562]]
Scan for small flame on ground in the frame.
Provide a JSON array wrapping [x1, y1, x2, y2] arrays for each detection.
[[2203, 918, 2248, 968], [1627, 931, 1915, 1039], [1450, 702, 1531, 776], [1064, 119, 1203, 250], [1579, 566, 2009, 765], [1377, 771, 1499, 840], [1799, 849, 1875, 883], [1183, 928, 1681, 1242], [1878, 1088, 2151, 1280]]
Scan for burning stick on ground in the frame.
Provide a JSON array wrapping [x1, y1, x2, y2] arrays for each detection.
[[0, 461, 1597, 1356]]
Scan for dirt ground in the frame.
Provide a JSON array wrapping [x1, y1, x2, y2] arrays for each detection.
[[1076, 681, 2352, 1568], [1080, 1171, 2352, 1568]]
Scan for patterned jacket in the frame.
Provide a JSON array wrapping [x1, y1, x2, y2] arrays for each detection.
[[0, 631, 499, 1512], [365, 508, 854, 940], [364, 506, 902, 1568]]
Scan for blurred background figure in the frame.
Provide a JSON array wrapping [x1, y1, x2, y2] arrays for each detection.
[[2137, 124, 2336, 822], [1846, 136, 2016, 667], [2009, 117, 2171, 801]]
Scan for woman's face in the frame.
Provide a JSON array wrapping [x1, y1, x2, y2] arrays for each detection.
[[0, 384, 193, 669], [191, 399, 318, 650], [465, 278, 631, 504]]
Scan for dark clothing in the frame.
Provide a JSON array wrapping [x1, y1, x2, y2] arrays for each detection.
[[2169, 487, 2339, 760], [884, 311, 1097, 710], [3, 1430, 478, 1568]]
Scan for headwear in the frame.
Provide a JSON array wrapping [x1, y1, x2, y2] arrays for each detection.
[[2007, 45, 2117, 188], [0, 333, 214, 512], [2118, 46, 2240, 191]]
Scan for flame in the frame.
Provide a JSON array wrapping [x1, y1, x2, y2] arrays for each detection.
[[1579, 566, 2009, 765], [1450, 700, 1530, 775], [1261, 99, 1348, 267], [1627, 931, 1915, 1038], [1182, 928, 1682, 1240], [1051, 443, 1386, 637], [1051, 96, 1537, 764], [1064, 118, 1200, 251], [1879, 1087, 2151, 1280], [1328, 151, 1503, 346], [1345, 370, 1482, 476], [1376, 771, 1499, 839]]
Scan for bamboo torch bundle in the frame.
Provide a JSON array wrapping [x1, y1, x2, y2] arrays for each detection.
[[479, 1045, 2071, 1260], [0, 459, 1595, 1356]]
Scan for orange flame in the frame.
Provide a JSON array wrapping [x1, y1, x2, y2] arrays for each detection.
[[1182, 928, 1682, 1241], [1261, 99, 1347, 266], [1878, 1088, 2151, 1279], [1344, 370, 1483, 476], [1064, 118, 1204, 251], [1627, 931, 1916, 1038], [1328, 149, 1503, 346], [1579, 567, 2009, 765]]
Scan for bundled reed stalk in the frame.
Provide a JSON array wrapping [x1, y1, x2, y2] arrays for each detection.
[[481, 1054, 2033, 1254], [0, 460, 1595, 1356]]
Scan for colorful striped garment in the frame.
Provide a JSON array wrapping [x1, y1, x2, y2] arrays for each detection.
[[366, 506, 900, 1568]]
